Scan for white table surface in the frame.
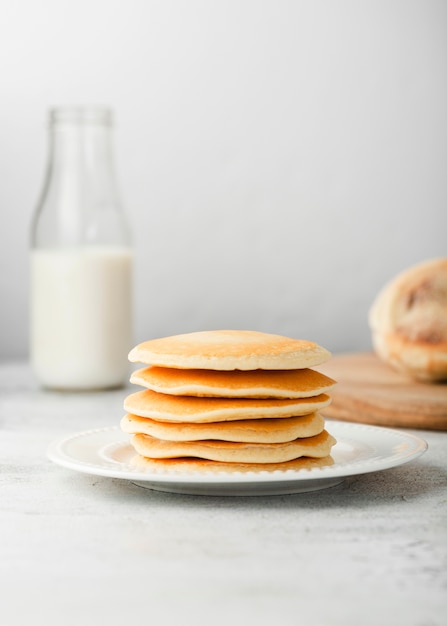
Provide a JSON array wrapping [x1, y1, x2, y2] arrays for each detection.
[[1, 361, 446, 626]]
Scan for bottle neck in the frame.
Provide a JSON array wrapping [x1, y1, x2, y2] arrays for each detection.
[[32, 107, 130, 249], [48, 109, 117, 198]]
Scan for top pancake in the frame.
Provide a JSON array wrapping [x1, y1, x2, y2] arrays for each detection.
[[128, 330, 331, 370], [130, 366, 336, 398]]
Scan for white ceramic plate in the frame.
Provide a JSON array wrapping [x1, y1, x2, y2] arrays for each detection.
[[47, 421, 427, 496]]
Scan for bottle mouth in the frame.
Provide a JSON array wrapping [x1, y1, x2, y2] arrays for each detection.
[[49, 106, 113, 126]]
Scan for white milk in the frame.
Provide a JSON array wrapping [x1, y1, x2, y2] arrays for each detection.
[[30, 246, 133, 390]]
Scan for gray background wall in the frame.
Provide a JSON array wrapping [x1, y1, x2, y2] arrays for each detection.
[[1, 0, 446, 358]]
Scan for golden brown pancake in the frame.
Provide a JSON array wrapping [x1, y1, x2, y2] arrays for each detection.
[[124, 389, 332, 423], [122, 330, 337, 471], [128, 330, 331, 370], [369, 257, 447, 381], [130, 429, 336, 463], [130, 366, 336, 398], [130, 453, 335, 473], [121, 411, 325, 443]]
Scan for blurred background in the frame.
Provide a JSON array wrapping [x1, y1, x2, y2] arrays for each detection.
[[0, 0, 446, 359]]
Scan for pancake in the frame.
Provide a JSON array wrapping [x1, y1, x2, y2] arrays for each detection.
[[128, 330, 331, 370], [369, 257, 447, 381], [130, 366, 336, 398], [130, 453, 335, 473], [124, 389, 332, 423], [131, 429, 336, 463], [121, 411, 325, 443]]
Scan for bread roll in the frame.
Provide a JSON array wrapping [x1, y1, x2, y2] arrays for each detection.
[[369, 258, 447, 382]]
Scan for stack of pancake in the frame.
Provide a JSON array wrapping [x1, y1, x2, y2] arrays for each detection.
[[121, 330, 337, 472]]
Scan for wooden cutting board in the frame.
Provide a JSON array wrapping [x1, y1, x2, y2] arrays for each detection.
[[317, 352, 447, 430]]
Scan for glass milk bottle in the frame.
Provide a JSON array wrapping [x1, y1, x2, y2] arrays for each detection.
[[30, 107, 133, 390]]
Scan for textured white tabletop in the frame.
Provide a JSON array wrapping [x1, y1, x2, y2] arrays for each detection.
[[1, 361, 446, 626]]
